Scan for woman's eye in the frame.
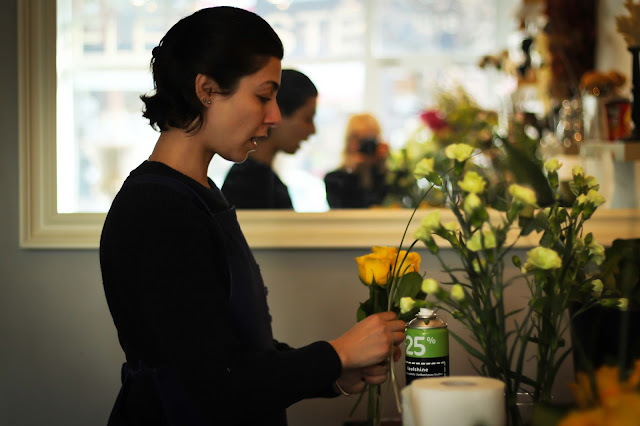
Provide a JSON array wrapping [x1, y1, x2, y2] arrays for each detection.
[[258, 96, 272, 103]]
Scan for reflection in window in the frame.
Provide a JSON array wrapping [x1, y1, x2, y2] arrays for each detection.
[[56, 0, 517, 213]]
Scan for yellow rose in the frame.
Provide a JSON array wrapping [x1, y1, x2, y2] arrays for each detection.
[[522, 247, 562, 272], [451, 284, 465, 301], [467, 229, 497, 252], [414, 158, 435, 180], [508, 184, 537, 206], [397, 250, 421, 275], [544, 158, 563, 173], [444, 143, 474, 162], [463, 193, 482, 215], [458, 171, 486, 193], [355, 253, 392, 286], [400, 297, 416, 314], [421, 278, 439, 293], [372, 245, 398, 259], [572, 165, 585, 177]]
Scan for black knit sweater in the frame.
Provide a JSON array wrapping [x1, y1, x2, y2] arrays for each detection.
[[100, 161, 341, 425], [221, 157, 293, 209]]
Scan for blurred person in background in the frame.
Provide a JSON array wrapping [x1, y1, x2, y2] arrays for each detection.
[[324, 113, 389, 208], [221, 69, 317, 209]]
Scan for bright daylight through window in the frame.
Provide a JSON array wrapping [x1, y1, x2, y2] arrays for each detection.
[[56, 0, 517, 213]]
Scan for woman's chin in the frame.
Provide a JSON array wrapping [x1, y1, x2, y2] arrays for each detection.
[[219, 150, 250, 164]]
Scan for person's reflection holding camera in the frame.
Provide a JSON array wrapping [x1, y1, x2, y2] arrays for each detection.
[[221, 69, 317, 209], [324, 113, 389, 208]]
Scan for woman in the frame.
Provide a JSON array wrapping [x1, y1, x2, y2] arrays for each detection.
[[221, 69, 317, 209], [324, 113, 390, 208], [100, 7, 404, 426]]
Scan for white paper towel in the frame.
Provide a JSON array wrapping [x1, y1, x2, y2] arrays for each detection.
[[401, 376, 505, 426]]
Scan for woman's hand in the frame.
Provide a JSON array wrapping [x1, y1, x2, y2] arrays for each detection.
[[336, 345, 402, 394], [329, 311, 405, 370]]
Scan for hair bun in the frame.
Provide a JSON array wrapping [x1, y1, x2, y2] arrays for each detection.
[[151, 45, 164, 60]]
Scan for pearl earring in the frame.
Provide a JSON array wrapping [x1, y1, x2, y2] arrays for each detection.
[[203, 98, 211, 105]]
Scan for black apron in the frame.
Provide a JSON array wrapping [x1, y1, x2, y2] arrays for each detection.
[[107, 174, 276, 425]]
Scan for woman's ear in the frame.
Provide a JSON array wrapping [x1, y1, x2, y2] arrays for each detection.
[[195, 73, 221, 106]]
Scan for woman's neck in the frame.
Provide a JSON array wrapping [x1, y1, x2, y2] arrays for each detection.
[[148, 129, 213, 188]]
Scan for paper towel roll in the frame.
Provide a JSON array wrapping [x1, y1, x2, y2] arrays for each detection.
[[401, 376, 505, 426]]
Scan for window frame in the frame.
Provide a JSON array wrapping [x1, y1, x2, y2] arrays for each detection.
[[18, 0, 638, 249]]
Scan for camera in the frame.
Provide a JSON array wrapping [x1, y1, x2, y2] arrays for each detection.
[[358, 137, 378, 156]]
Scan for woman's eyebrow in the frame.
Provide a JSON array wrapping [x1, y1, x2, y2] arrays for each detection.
[[260, 81, 280, 92]]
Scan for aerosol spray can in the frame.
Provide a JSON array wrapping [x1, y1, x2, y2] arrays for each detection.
[[405, 308, 449, 385]]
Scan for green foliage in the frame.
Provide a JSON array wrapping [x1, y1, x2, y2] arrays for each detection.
[[383, 86, 546, 209], [402, 144, 611, 425]]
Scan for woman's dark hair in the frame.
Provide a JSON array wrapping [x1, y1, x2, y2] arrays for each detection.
[[141, 7, 284, 133], [277, 69, 318, 117]]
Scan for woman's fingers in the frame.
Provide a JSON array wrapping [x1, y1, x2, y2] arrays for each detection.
[[329, 311, 406, 369], [361, 363, 389, 377], [393, 346, 402, 362]]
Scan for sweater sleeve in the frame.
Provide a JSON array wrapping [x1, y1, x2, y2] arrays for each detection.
[[100, 182, 341, 422]]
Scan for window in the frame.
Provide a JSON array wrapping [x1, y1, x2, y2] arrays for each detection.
[[19, 0, 519, 248]]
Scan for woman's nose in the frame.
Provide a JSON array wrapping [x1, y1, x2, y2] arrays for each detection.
[[267, 102, 281, 127]]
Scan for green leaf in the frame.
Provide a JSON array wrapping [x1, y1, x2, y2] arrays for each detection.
[[512, 255, 522, 268], [540, 231, 554, 248], [519, 216, 537, 236], [357, 299, 373, 321], [392, 271, 423, 306], [584, 232, 593, 245], [501, 141, 553, 206], [356, 304, 367, 322], [449, 330, 488, 364], [556, 208, 568, 223]]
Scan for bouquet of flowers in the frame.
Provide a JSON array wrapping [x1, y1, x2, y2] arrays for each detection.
[[396, 143, 616, 425], [352, 245, 424, 426], [384, 87, 545, 210]]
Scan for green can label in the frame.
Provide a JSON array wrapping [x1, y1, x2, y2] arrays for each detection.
[[405, 326, 449, 384]]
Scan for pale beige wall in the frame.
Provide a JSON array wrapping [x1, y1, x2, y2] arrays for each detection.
[[0, 1, 625, 425]]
